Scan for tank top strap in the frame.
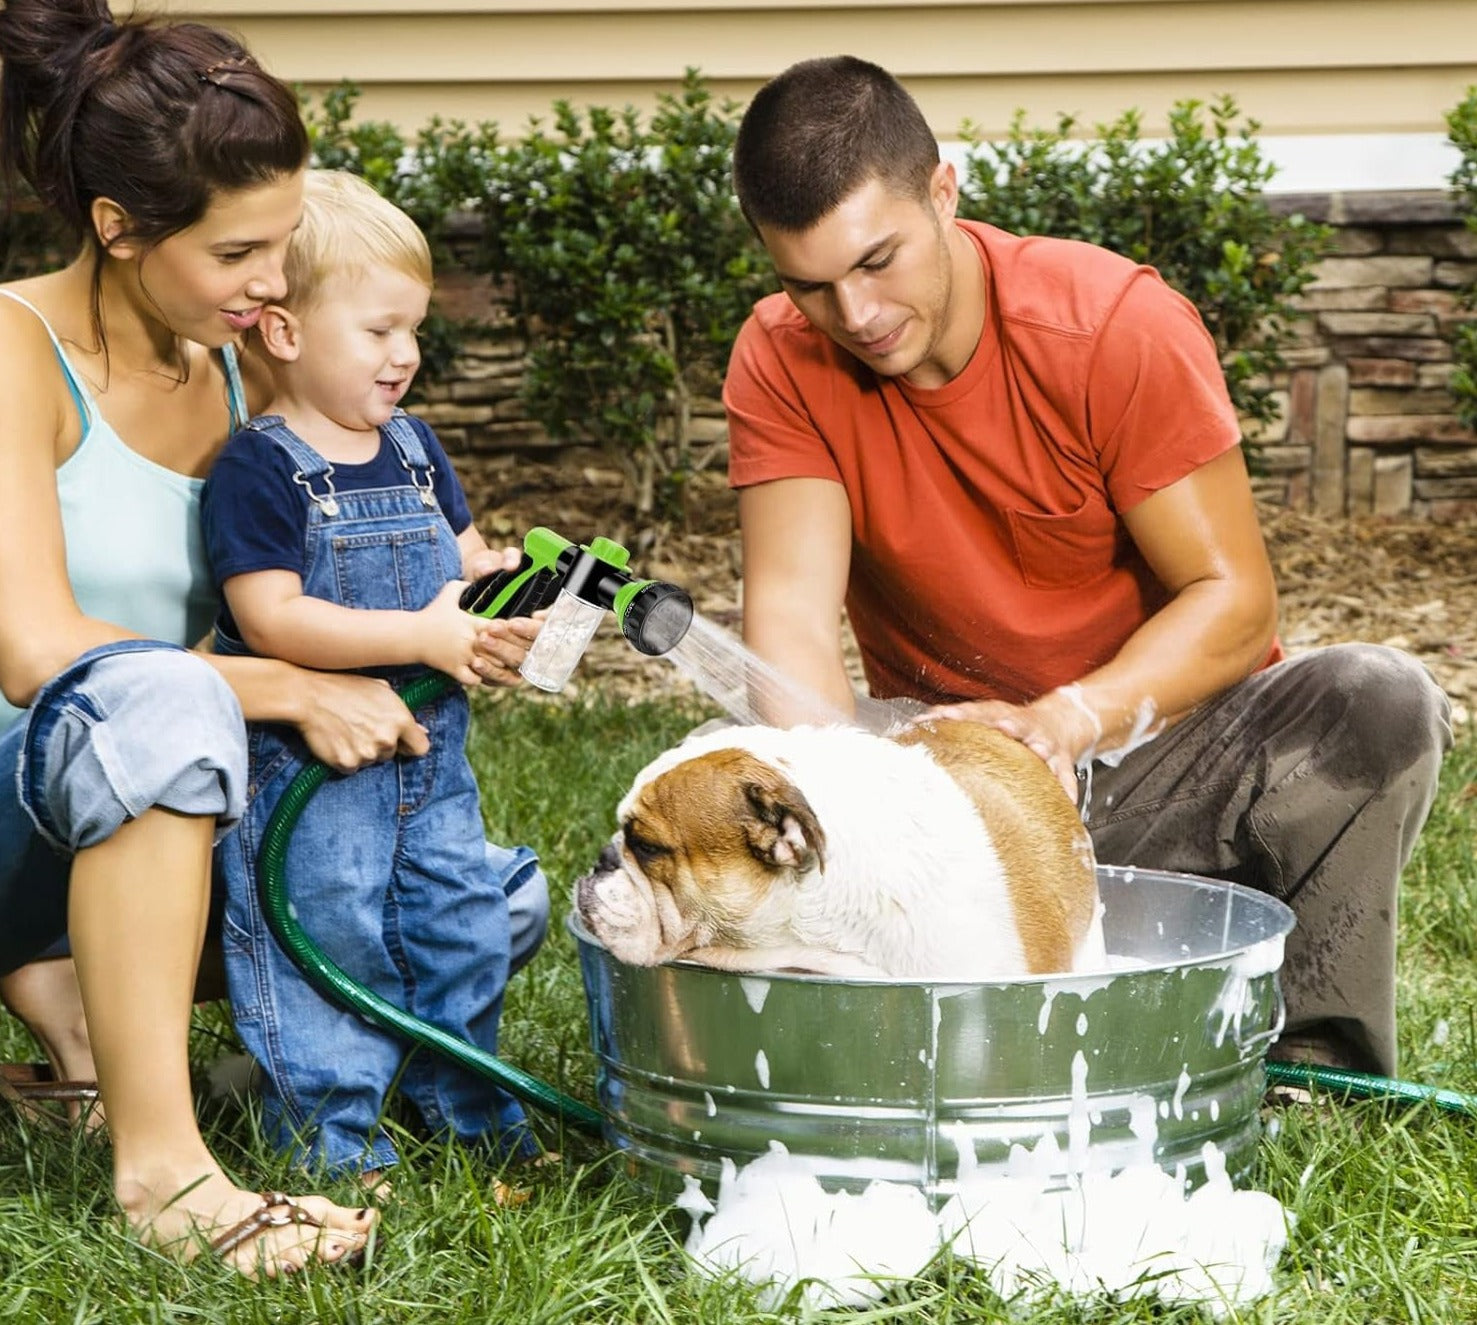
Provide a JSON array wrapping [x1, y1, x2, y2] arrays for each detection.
[[0, 288, 91, 433], [220, 342, 249, 432], [0, 288, 248, 437]]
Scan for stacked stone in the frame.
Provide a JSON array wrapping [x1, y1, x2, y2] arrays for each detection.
[[1256, 191, 1477, 520]]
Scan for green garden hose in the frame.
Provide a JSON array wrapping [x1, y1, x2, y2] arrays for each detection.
[[255, 669, 1477, 1141], [256, 670, 603, 1136], [1264, 1057, 1477, 1116]]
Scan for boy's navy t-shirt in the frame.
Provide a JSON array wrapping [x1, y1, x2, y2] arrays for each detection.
[[202, 414, 474, 590]]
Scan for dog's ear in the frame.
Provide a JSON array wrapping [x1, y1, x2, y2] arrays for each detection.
[[741, 775, 827, 873]]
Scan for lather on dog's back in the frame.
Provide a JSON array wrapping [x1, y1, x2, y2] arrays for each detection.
[[575, 719, 1106, 980]]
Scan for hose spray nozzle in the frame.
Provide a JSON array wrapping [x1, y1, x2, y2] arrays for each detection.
[[459, 527, 694, 692]]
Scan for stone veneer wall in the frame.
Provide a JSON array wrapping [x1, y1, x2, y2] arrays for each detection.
[[420, 190, 1477, 521], [1250, 190, 1477, 520]]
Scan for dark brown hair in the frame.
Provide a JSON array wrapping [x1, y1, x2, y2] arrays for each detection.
[[733, 55, 940, 233], [0, 0, 308, 253]]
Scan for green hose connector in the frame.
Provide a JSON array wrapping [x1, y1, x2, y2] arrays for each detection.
[[256, 670, 603, 1137], [1265, 1057, 1477, 1117]]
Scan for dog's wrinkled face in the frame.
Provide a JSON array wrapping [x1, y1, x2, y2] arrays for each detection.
[[574, 746, 826, 967]]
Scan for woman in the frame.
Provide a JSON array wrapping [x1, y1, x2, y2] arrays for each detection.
[[0, 0, 539, 1275]]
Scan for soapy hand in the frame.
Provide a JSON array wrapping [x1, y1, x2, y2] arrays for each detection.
[[924, 693, 1098, 804]]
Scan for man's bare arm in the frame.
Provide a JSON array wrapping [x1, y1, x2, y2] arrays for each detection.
[[739, 477, 856, 723]]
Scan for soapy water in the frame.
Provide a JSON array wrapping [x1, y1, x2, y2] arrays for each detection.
[[659, 617, 1166, 831], [683, 959, 1291, 1313]]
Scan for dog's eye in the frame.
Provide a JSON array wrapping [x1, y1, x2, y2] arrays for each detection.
[[623, 828, 670, 865]]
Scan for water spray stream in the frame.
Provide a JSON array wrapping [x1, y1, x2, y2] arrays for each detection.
[[661, 612, 912, 735]]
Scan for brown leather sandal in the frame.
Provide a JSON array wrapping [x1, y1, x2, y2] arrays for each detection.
[[209, 1191, 323, 1259], [0, 1061, 100, 1130], [209, 1192, 367, 1269]]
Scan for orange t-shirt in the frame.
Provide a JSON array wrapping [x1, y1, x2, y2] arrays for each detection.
[[725, 220, 1274, 705]]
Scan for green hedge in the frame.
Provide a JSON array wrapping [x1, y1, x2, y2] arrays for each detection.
[[1446, 87, 1477, 432]]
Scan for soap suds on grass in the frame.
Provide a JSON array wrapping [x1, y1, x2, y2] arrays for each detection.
[[681, 1135, 1291, 1315]]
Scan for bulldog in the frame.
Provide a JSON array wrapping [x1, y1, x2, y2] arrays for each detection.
[[574, 720, 1106, 980]]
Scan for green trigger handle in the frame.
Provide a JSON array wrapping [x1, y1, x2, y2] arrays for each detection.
[[459, 527, 576, 620]]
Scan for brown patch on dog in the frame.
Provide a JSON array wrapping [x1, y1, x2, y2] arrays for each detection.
[[895, 721, 1097, 974], [624, 748, 823, 943]]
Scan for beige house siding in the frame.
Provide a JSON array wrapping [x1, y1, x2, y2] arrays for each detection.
[[140, 2, 1477, 144]]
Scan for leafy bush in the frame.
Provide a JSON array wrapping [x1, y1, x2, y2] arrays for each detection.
[[303, 75, 773, 517], [957, 97, 1331, 429], [300, 84, 475, 392], [469, 71, 773, 517], [1446, 86, 1477, 430]]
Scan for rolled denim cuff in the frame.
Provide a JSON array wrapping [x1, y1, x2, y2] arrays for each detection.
[[17, 641, 248, 853]]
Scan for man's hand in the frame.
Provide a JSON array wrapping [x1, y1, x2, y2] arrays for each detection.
[[925, 691, 1101, 802]]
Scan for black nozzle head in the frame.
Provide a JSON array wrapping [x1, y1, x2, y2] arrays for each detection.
[[621, 583, 694, 656]]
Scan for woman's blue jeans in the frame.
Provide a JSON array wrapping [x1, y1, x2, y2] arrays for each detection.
[[1, 640, 550, 1176]]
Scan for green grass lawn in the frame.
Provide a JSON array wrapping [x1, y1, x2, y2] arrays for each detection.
[[2, 693, 1474, 1323]]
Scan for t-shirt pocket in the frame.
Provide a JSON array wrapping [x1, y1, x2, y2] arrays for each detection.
[[1004, 495, 1118, 590]]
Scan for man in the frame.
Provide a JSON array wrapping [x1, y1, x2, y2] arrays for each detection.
[[723, 55, 1451, 1076]]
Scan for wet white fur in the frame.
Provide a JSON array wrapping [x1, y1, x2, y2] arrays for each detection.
[[595, 724, 1099, 980]]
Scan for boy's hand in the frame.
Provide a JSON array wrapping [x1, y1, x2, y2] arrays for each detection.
[[415, 581, 492, 684], [463, 544, 524, 582]]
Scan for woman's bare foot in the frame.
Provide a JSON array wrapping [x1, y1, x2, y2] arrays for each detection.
[[0, 957, 103, 1129], [116, 1166, 377, 1277]]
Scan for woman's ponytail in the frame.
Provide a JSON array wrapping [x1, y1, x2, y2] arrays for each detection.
[[0, 0, 306, 246]]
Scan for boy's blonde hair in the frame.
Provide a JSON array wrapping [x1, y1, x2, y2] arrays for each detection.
[[282, 169, 432, 309]]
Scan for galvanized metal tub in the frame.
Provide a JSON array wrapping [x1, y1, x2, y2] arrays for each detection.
[[572, 865, 1295, 1203]]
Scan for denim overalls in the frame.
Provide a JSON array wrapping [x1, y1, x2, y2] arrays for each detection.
[[216, 412, 538, 1175]]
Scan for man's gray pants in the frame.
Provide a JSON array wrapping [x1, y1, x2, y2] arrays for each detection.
[[1083, 643, 1452, 1077]]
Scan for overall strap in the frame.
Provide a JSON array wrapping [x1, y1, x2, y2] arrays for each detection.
[[0, 289, 91, 432], [244, 414, 340, 516], [382, 410, 439, 510]]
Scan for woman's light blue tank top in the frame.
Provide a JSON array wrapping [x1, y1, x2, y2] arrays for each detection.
[[0, 290, 247, 730]]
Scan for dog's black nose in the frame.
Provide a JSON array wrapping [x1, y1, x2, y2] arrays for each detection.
[[596, 840, 622, 872]]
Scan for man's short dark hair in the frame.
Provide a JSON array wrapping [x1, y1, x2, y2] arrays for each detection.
[[733, 55, 941, 233]]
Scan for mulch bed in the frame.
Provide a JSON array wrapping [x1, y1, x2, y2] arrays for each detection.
[[456, 447, 1476, 725]]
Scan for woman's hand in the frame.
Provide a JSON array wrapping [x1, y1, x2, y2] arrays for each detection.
[[296, 671, 429, 773], [472, 614, 543, 688]]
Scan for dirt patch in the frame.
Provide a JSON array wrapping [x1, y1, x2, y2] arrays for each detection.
[[457, 447, 1475, 725]]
